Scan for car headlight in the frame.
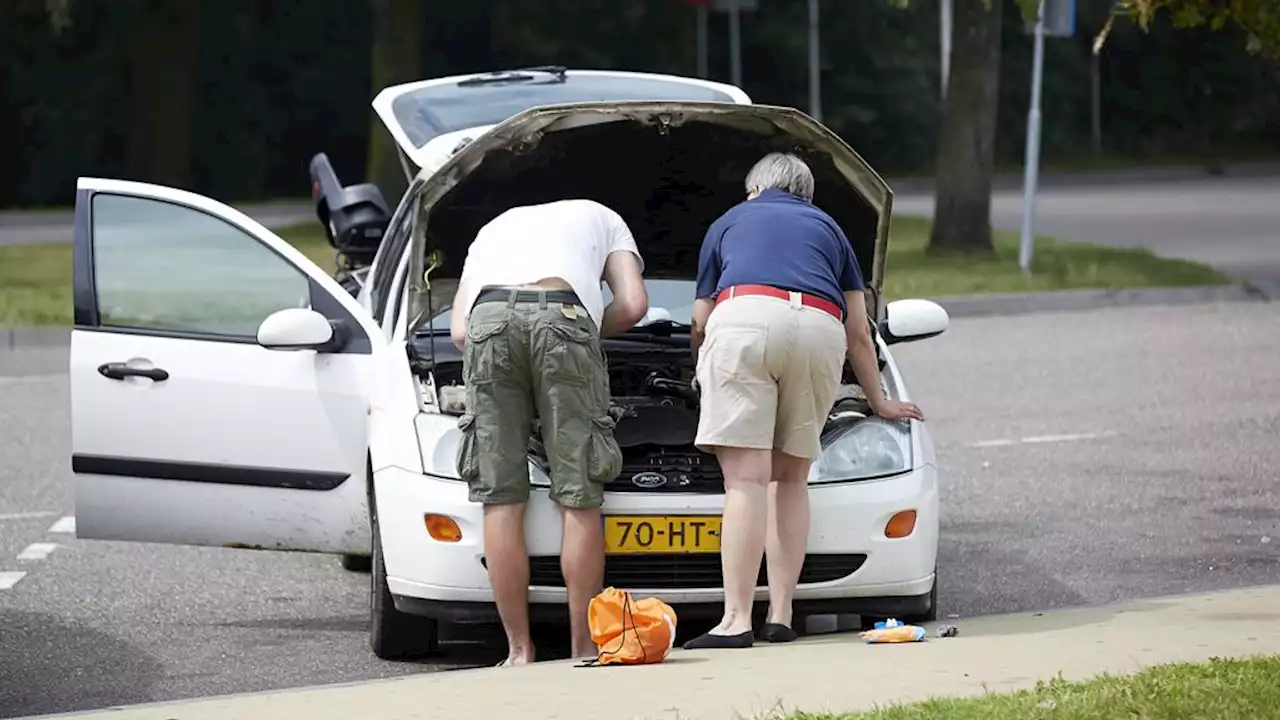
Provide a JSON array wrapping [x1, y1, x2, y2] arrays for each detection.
[[812, 417, 913, 483], [417, 413, 544, 484]]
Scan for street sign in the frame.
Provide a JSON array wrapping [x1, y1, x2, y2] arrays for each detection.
[[1024, 0, 1074, 38], [712, 0, 758, 11]]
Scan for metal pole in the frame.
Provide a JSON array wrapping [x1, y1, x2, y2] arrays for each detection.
[[1018, 0, 1046, 273], [940, 0, 952, 99], [1090, 51, 1102, 154], [807, 0, 821, 120], [728, 0, 742, 88], [696, 3, 709, 79]]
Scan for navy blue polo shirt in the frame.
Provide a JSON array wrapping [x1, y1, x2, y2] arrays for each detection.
[[695, 189, 865, 317]]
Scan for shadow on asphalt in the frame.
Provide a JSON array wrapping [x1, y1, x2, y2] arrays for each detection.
[[0, 610, 163, 719]]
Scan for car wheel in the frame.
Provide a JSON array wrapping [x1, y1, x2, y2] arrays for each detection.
[[370, 494, 439, 660], [903, 567, 939, 624], [859, 567, 938, 629], [341, 554, 372, 573]]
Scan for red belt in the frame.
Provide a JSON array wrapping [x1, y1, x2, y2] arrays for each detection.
[[715, 284, 843, 321]]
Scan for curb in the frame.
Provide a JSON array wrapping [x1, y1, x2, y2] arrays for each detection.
[[1, 284, 1267, 352], [934, 283, 1268, 319]]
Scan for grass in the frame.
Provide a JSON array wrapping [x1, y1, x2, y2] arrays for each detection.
[[0, 218, 1229, 327], [882, 216, 1228, 300], [788, 656, 1280, 720]]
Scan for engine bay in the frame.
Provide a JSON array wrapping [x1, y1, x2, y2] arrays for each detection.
[[414, 335, 876, 494]]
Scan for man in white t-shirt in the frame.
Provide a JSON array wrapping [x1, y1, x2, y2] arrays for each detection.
[[448, 199, 648, 666]]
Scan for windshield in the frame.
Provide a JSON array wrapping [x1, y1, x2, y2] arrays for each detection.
[[425, 279, 697, 331], [391, 72, 738, 149]]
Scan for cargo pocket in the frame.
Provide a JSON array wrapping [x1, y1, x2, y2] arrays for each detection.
[[455, 413, 481, 484], [587, 415, 623, 484], [464, 319, 510, 384], [546, 322, 601, 386]]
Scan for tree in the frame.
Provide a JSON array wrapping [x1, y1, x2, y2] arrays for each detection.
[[928, 0, 1004, 254], [367, 0, 424, 200], [43, 0, 200, 187], [1093, 1, 1280, 59]]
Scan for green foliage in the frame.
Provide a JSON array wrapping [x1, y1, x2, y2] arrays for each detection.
[[1112, 1, 1280, 58], [2, 0, 1277, 207]]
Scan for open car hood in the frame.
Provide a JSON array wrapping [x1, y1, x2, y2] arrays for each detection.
[[407, 101, 893, 323]]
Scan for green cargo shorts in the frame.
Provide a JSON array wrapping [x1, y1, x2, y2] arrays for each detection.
[[454, 289, 623, 509]]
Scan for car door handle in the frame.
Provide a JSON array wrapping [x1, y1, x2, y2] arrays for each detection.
[[97, 362, 170, 382]]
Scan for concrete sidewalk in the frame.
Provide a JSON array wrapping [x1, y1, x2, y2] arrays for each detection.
[[28, 584, 1280, 720]]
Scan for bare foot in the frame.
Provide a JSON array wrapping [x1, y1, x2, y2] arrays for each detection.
[[496, 654, 534, 667]]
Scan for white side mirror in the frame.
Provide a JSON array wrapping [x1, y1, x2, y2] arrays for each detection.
[[880, 299, 949, 346], [257, 308, 340, 351]]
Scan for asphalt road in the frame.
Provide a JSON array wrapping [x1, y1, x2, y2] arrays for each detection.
[[2, 301, 1278, 717], [894, 175, 1280, 295], [0, 202, 314, 247]]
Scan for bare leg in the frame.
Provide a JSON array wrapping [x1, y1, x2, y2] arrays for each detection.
[[484, 503, 535, 665], [560, 506, 605, 658], [709, 447, 772, 636], [765, 450, 812, 630]]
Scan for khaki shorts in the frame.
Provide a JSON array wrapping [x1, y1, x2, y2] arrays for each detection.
[[695, 293, 847, 459], [456, 290, 623, 509]]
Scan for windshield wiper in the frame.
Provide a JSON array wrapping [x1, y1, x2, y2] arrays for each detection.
[[457, 66, 567, 87]]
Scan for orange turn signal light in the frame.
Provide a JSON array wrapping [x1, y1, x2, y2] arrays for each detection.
[[884, 510, 917, 539], [425, 514, 463, 543]]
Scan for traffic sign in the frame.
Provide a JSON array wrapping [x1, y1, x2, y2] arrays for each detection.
[[1025, 0, 1075, 37]]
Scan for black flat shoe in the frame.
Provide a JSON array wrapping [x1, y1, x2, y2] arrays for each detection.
[[682, 630, 754, 650], [760, 623, 798, 643]]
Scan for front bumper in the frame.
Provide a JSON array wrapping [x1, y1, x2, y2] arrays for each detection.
[[373, 463, 938, 621]]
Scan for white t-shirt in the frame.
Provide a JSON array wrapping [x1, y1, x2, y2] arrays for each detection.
[[454, 199, 644, 329]]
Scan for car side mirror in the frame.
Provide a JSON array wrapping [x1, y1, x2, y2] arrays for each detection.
[[879, 299, 949, 346], [256, 308, 349, 352]]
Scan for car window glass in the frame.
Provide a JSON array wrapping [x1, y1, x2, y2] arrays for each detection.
[[370, 201, 414, 323], [92, 194, 310, 338], [392, 75, 736, 148]]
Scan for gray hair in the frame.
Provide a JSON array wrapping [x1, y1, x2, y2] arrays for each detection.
[[744, 152, 815, 202]]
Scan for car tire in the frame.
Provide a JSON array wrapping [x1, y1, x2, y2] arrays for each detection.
[[859, 567, 938, 629], [341, 554, 372, 573], [370, 493, 439, 660], [901, 566, 939, 625]]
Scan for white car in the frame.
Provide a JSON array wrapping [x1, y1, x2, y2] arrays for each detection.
[[69, 67, 948, 660]]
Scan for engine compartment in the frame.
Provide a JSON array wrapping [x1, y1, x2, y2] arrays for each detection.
[[417, 335, 876, 495]]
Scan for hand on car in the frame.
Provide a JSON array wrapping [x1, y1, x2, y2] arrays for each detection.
[[872, 400, 925, 422]]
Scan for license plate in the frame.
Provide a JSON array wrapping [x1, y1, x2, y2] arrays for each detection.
[[604, 515, 721, 554]]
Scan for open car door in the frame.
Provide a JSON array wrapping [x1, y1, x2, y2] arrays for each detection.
[[70, 178, 383, 554]]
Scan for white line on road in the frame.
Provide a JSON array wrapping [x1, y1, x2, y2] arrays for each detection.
[[48, 516, 75, 534], [0, 571, 28, 589], [17, 542, 59, 561], [0, 511, 58, 522], [0, 374, 65, 386], [965, 431, 1118, 449]]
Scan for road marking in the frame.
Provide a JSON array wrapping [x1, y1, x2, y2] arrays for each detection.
[[48, 516, 75, 534], [0, 511, 59, 522], [17, 543, 59, 561], [1021, 431, 1118, 444], [0, 374, 64, 386], [0, 571, 27, 589], [966, 431, 1118, 449]]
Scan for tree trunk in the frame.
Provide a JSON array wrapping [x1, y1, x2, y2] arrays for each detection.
[[125, 0, 199, 188], [928, 0, 1002, 254], [367, 0, 424, 201]]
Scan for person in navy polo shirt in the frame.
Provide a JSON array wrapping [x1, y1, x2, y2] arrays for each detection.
[[683, 153, 924, 650]]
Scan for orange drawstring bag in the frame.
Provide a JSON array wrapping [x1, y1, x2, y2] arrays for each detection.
[[584, 587, 678, 666]]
